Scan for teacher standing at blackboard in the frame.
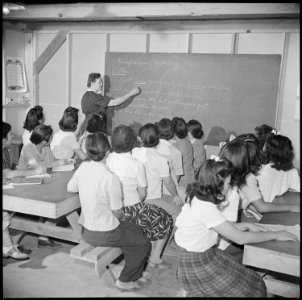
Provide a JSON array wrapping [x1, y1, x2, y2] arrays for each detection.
[[77, 72, 140, 138]]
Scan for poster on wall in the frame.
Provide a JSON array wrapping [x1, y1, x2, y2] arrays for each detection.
[[5, 57, 28, 93]]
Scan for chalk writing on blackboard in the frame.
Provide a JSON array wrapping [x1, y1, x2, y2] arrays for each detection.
[[6, 57, 27, 92]]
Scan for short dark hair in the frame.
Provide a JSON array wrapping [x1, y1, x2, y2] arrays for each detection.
[[30, 124, 53, 145], [172, 117, 188, 139], [186, 159, 233, 205], [264, 134, 294, 171], [155, 118, 174, 140], [87, 73, 101, 88], [187, 120, 204, 139], [86, 114, 106, 134], [59, 106, 79, 132], [85, 132, 110, 161], [139, 123, 159, 148], [23, 105, 45, 131], [111, 125, 135, 153], [3, 122, 12, 139], [255, 124, 274, 150]]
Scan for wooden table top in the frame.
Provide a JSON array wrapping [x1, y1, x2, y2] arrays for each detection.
[[3, 171, 80, 218]]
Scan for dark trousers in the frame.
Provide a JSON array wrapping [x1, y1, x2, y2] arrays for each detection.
[[82, 220, 151, 283]]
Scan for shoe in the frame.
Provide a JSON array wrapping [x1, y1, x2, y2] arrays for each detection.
[[116, 279, 143, 292], [37, 239, 63, 248], [3, 247, 30, 260], [148, 260, 171, 270], [16, 244, 32, 255]]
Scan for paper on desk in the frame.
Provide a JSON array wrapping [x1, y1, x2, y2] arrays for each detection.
[[26, 173, 52, 178], [52, 163, 74, 172], [3, 183, 14, 189], [256, 224, 300, 241]]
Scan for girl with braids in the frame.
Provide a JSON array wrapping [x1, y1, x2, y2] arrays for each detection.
[[174, 158, 297, 297]]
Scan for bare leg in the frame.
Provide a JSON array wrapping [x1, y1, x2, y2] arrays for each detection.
[[149, 238, 168, 264]]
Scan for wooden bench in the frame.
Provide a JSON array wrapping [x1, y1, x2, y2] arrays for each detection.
[[70, 241, 123, 282]]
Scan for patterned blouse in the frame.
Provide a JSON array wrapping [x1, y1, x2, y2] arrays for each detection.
[[191, 138, 206, 172]]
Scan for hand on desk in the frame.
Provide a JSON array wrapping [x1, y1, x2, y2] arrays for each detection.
[[275, 230, 299, 242]]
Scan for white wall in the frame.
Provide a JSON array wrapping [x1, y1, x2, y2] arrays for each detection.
[[3, 19, 300, 167]]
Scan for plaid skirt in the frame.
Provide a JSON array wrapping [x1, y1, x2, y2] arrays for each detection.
[[176, 245, 266, 297], [123, 202, 173, 241]]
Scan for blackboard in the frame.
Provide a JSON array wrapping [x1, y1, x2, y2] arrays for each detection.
[[105, 52, 281, 145]]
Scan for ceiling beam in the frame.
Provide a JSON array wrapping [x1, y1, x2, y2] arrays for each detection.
[[3, 3, 300, 22]]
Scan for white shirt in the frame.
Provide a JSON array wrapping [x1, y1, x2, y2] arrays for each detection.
[[22, 130, 32, 146], [50, 130, 80, 159], [257, 163, 300, 203], [132, 147, 169, 200], [67, 161, 122, 231], [175, 197, 226, 252], [106, 152, 147, 207]]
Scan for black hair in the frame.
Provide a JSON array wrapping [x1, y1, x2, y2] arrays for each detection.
[[86, 113, 106, 134], [139, 123, 159, 148], [87, 73, 101, 88], [23, 105, 45, 131], [264, 134, 294, 171], [186, 159, 233, 205], [30, 124, 53, 145], [187, 119, 204, 139], [111, 125, 135, 153], [254, 124, 275, 150], [155, 118, 174, 140], [172, 117, 188, 139], [3, 122, 12, 139], [85, 132, 110, 161], [58, 106, 79, 132]]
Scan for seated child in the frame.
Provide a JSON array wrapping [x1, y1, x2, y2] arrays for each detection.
[[67, 132, 151, 291], [22, 105, 45, 146], [107, 125, 173, 270], [175, 158, 297, 297], [257, 134, 300, 203], [187, 119, 206, 173], [3, 122, 44, 260], [50, 107, 88, 161], [254, 123, 279, 151]]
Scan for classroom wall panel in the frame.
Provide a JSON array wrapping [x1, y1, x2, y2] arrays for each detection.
[[109, 33, 147, 52], [149, 33, 188, 53], [70, 33, 107, 109], [237, 33, 285, 54], [191, 33, 233, 54]]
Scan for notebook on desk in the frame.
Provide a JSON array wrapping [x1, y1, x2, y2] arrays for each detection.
[[11, 177, 43, 185]]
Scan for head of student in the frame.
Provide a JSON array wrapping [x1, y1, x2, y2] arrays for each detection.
[[254, 124, 275, 150], [59, 106, 79, 132], [264, 134, 294, 171], [23, 105, 45, 131], [139, 123, 159, 148], [87, 72, 103, 92], [187, 119, 204, 140], [155, 118, 174, 140], [85, 132, 111, 162], [186, 158, 233, 206], [111, 125, 135, 153], [30, 124, 53, 146], [172, 116, 188, 139], [3, 122, 13, 146], [86, 113, 107, 134]]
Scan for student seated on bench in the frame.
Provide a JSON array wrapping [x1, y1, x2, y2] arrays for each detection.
[[67, 133, 151, 292]]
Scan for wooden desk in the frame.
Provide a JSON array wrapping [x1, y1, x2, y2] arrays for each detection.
[[3, 171, 83, 243], [243, 212, 300, 297]]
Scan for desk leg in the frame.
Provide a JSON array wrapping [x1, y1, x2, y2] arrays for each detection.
[[66, 210, 84, 242]]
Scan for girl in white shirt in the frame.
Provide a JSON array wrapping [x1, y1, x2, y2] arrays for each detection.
[[50, 107, 87, 161], [175, 159, 297, 297], [107, 125, 173, 270], [258, 134, 300, 203], [22, 105, 45, 146], [67, 133, 151, 291]]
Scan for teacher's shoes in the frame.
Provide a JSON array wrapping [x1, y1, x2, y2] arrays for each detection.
[[37, 238, 62, 248], [3, 246, 30, 260]]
